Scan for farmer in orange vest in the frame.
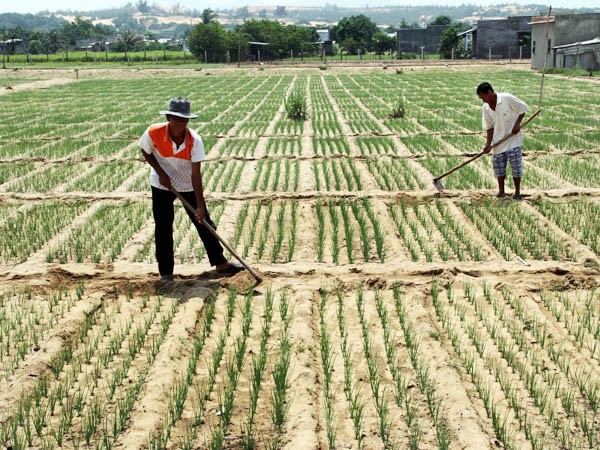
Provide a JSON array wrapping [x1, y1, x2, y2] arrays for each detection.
[[140, 97, 242, 282]]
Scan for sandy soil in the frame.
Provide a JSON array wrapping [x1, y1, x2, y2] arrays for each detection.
[[0, 66, 598, 450]]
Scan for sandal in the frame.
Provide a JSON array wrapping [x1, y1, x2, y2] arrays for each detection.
[[217, 262, 244, 274]]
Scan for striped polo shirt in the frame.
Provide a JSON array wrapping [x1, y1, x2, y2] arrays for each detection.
[[139, 123, 206, 192]]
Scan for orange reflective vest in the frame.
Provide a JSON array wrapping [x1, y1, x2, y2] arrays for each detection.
[[148, 124, 194, 161]]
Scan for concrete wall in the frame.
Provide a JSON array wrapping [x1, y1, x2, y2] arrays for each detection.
[[396, 25, 451, 54], [474, 16, 531, 59], [554, 14, 600, 46], [531, 14, 600, 69], [530, 21, 555, 69]]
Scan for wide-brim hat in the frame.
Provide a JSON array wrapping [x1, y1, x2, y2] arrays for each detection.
[[159, 97, 198, 119]]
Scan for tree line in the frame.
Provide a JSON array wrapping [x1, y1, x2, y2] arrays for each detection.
[[1, 10, 470, 62], [188, 13, 397, 62]]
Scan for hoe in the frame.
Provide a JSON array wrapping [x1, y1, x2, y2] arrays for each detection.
[[432, 108, 541, 192], [169, 187, 263, 285]]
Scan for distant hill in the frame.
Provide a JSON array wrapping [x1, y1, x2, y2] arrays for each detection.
[[0, 12, 67, 31], [1, 3, 597, 33]]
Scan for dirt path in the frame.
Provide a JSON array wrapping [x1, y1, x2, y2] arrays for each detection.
[[0, 77, 77, 95]]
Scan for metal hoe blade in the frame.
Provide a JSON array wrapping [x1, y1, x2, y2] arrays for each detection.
[[433, 179, 445, 192]]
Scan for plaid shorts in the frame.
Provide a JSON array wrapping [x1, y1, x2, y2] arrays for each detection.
[[492, 147, 523, 178]]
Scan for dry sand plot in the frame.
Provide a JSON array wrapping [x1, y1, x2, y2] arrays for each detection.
[[0, 65, 599, 450]]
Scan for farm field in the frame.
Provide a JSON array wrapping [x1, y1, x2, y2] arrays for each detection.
[[0, 64, 599, 450]]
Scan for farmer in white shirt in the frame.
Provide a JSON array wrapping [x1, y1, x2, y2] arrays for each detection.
[[140, 98, 242, 282], [477, 82, 528, 200]]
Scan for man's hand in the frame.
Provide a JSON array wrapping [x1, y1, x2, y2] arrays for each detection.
[[159, 173, 172, 189], [511, 124, 521, 135], [483, 145, 492, 154], [194, 205, 206, 224]]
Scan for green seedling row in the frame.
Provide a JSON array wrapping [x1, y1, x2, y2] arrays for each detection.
[[0, 202, 87, 264], [533, 199, 600, 256], [46, 201, 152, 264], [460, 200, 576, 261]]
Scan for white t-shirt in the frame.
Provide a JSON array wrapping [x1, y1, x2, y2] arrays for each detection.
[[139, 123, 206, 192], [482, 93, 529, 155]]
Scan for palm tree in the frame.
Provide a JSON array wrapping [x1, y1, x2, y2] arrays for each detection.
[[119, 30, 142, 61], [44, 30, 62, 54]]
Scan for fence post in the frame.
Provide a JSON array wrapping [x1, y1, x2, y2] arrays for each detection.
[[1, 27, 5, 69]]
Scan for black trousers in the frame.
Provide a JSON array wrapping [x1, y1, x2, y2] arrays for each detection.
[[151, 186, 227, 276]]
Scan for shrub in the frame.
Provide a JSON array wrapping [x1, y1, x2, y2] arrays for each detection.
[[388, 92, 406, 119], [284, 89, 308, 120]]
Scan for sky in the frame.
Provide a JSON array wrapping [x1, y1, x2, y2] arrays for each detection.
[[1, 0, 598, 15]]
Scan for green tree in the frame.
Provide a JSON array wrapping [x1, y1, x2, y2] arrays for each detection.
[[112, 16, 144, 33], [236, 6, 250, 19], [241, 20, 285, 57], [518, 33, 531, 48], [285, 24, 318, 56], [333, 15, 377, 55], [137, 0, 150, 14], [372, 32, 395, 55], [92, 23, 116, 40], [187, 22, 230, 62], [431, 15, 452, 25], [60, 17, 95, 46], [201, 8, 218, 25], [43, 29, 63, 53], [117, 29, 142, 59], [28, 39, 43, 54], [438, 26, 459, 59]]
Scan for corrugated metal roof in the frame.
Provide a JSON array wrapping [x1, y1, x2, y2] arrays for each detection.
[[457, 28, 476, 37], [554, 37, 600, 49]]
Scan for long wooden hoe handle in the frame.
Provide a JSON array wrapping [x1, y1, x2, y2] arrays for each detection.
[[169, 187, 263, 283], [433, 108, 541, 183]]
